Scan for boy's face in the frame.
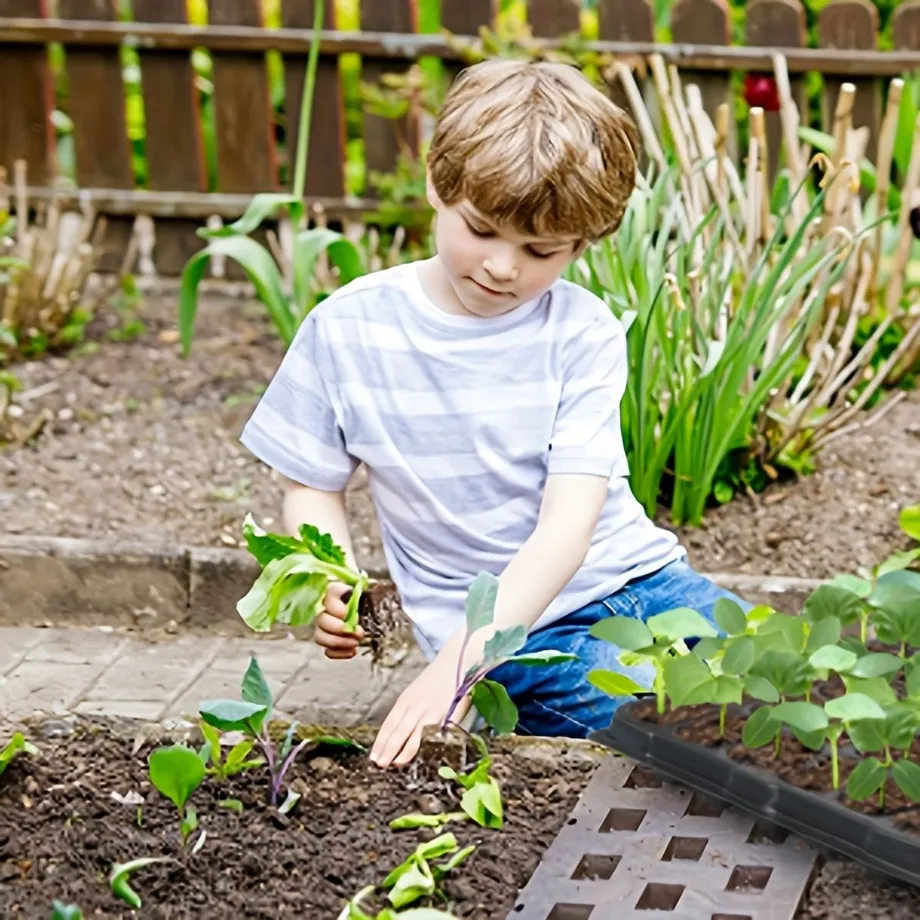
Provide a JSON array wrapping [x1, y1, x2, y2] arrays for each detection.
[[427, 184, 585, 319]]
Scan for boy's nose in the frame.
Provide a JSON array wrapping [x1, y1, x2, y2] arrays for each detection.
[[483, 254, 519, 282]]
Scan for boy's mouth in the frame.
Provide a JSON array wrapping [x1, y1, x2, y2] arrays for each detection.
[[470, 278, 511, 297]]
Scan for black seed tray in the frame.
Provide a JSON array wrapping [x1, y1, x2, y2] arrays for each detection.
[[590, 699, 920, 889]]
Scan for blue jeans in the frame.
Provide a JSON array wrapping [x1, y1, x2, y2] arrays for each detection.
[[487, 558, 750, 739]]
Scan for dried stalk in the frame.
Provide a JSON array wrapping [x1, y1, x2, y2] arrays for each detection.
[[824, 83, 855, 232], [884, 113, 920, 315], [772, 53, 807, 226], [872, 78, 903, 287]]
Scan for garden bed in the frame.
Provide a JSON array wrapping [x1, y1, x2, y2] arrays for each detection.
[[0, 717, 599, 919], [2, 291, 919, 582]]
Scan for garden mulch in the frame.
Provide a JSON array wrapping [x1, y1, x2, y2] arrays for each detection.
[[0, 719, 598, 919], [3, 290, 919, 582]]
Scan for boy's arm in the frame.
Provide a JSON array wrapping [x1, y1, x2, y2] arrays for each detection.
[[282, 477, 357, 568]]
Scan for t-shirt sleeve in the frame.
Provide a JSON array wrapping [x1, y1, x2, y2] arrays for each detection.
[[548, 298, 629, 479], [239, 309, 358, 491]]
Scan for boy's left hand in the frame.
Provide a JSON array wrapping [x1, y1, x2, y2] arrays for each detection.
[[370, 657, 470, 768]]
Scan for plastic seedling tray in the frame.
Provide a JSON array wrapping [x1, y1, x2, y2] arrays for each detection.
[[590, 698, 920, 889]]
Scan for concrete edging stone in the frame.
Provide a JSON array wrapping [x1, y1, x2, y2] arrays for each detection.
[[0, 532, 823, 633]]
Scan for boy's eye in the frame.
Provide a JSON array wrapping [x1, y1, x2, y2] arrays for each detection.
[[466, 221, 494, 238], [528, 248, 557, 260]]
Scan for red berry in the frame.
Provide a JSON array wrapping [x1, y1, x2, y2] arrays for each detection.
[[744, 74, 780, 113]]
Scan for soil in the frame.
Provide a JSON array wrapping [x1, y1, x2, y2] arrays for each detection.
[[3, 290, 920, 582], [0, 718, 598, 919]]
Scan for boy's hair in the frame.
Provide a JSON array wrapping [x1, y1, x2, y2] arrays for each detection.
[[427, 58, 641, 242]]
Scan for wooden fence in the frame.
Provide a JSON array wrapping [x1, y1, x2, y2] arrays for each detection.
[[3, 0, 920, 276]]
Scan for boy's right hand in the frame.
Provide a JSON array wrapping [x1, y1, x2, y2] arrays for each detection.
[[315, 582, 366, 659]]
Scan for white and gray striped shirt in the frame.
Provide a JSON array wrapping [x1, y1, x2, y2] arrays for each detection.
[[241, 261, 684, 658]]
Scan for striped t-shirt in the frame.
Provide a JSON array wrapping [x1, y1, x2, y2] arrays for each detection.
[[240, 260, 684, 658]]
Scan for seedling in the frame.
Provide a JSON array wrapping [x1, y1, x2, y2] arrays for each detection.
[[823, 693, 888, 790], [50, 903, 82, 920], [846, 704, 920, 807], [381, 833, 476, 910], [109, 857, 172, 909], [199, 656, 363, 806], [440, 572, 577, 733], [437, 733, 504, 829], [0, 731, 38, 775], [237, 514, 370, 634], [198, 721, 265, 779], [867, 577, 920, 657], [147, 743, 205, 844], [338, 887, 457, 920], [588, 607, 718, 714]]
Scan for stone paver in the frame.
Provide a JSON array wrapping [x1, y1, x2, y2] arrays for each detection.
[[0, 626, 427, 726]]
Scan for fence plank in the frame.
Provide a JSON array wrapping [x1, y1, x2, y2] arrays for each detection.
[[441, 0, 493, 86], [133, 0, 206, 276], [893, 2, 920, 51], [527, 0, 581, 36], [746, 0, 807, 181], [597, 0, 655, 171], [59, 0, 135, 272], [360, 0, 417, 189], [208, 0, 277, 194], [818, 0, 880, 160], [282, 0, 344, 201], [0, 0, 51, 184], [671, 0, 733, 152]]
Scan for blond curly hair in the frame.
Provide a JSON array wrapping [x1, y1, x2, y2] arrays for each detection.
[[427, 58, 641, 241]]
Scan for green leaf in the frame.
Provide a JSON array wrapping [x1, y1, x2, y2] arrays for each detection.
[[876, 549, 920, 578], [432, 843, 477, 880], [241, 656, 274, 719], [218, 797, 244, 814], [892, 759, 920, 803], [504, 649, 579, 667], [710, 674, 744, 705], [201, 193, 301, 237], [770, 701, 829, 734], [742, 705, 779, 748], [148, 744, 206, 811], [471, 679, 518, 735], [842, 675, 898, 706], [809, 644, 859, 674], [803, 584, 864, 626], [754, 613, 807, 653], [279, 789, 301, 815], [663, 653, 714, 708], [389, 812, 467, 831], [722, 636, 755, 675], [713, 598, 747, 636], [900, 503, 920, 542], [692, 636, 725, 661], [846, 757, 888, 801], [50, 903, 83, 920], [295, 523, 347, 566], [386, 859, 436, 909], [241, 514, 304, 567], [199, 699, 269, 735], [587, 669, 649, 698], [460, 777, 504, 828], [0, 732, 38, 776], [647, 608, 718, 644], [744, 675, 781, 703], [589, 616, 654, 651], [829, 573, 873, 600], [480, 626, 528, 671], [805, 616, 842, 653], [749, 648, 811, 698], [463, 572, 500, 634], [847, 719, 887, 755], [849, 653, 904, 679], [109, 857, 169, 909], [199, 721, 221, 766], [236, 552, 352, 632]]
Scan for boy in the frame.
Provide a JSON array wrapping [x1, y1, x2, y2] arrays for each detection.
[[240, 59, 747, 769]]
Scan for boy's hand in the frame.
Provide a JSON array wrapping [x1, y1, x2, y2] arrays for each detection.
[[370, 657, 470, 768], [314, 582, 365, 660]]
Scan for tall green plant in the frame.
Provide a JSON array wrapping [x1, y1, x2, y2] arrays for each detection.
[[178, 0, 365, 354], [566, 166, 854, 526]]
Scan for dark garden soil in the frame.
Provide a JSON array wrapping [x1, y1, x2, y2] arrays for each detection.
[[3, 290, 920, 583], [0, 719, 598, 919]]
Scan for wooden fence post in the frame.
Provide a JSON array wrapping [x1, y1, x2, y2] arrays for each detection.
[[527, 0, 581, 36], [746, 0, 806, 182], [441, 0, 494, 85], [893, 2, 920, 52], [670, 0, 734, 155], [0, 0, 52, 185], [360, 0, 417, 191], [133, 0, 207, 276], [818, 0, 880, 161], [282, 0, 345, 201], [58, 0, 136, 272], [597, 0, 656, 172]]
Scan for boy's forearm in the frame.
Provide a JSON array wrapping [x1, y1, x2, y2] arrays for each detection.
[[435, 473, 608, 672], [282, 478, 357, 569]]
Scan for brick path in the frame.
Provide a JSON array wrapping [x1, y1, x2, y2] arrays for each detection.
[[0, 626, 427, 727]]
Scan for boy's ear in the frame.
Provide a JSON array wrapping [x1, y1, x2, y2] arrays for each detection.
[[425, 168, 442, 211], [572, 240, 590, 260]]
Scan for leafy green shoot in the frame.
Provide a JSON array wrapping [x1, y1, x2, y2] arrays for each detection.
[[337, 886, 459, 920], [380, 833, 475, 910], [198, 721, 265, 780], [823, 693, 887, 790], [0, 731, 38, 776], [50, 903, 83, 920], [589, 607, 718, 714], [109, 857, 171, 909], [237, 514, 370, 634], [147, 743, 206, 844], [437, 734, 504, 829]]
